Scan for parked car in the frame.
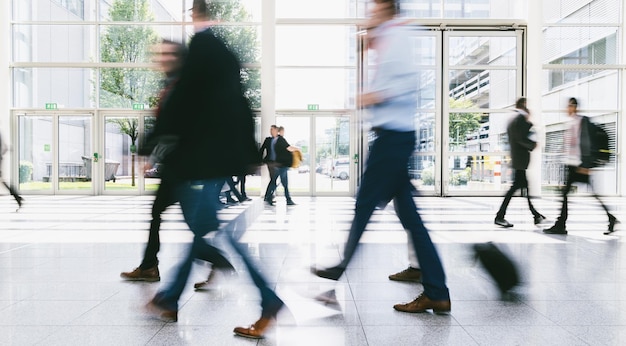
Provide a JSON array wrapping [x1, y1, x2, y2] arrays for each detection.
[[330, 161, 349, 180]]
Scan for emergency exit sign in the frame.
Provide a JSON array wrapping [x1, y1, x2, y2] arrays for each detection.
[[307, 104, 319, 111], [45, 103, 57, 110], [132, 103, 145, 110]]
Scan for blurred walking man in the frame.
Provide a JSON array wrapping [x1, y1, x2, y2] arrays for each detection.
[[312, 0, 451, 314]]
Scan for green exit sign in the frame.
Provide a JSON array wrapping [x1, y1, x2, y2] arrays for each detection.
[[307, 104, 319, 111], [45, 103, 57, 110], [132, 103, 145, 110]]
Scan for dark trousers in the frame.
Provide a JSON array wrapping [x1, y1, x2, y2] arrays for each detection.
[[236, 175, 247, 198], [225, 176, 244, 202], [496, 169, 541, 218], [1, 179, 21, 205], [339, 130, 449, 301], [139, 178, 177, 270], [155, 179, 234, 311], [263, 162, 279, 201], [556, 165, 610, 225]]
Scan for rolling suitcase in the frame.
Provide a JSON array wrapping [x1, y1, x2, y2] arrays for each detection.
[[473, 242, 520, 297]]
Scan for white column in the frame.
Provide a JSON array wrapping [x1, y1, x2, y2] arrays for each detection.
[[616, 1, 626, 196], [0, 1, 11, 183], [259, 0, 276, 195], [526, 0, 543, 197]]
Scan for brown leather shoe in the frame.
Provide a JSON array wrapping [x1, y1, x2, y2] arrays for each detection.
[[194, 269, 217, 290], [120, 266, 160, 282], [145, 299, 177, 322], [389, 267, 422, 282], [233, 317, 273, 339], [393, 293, 451, 314]]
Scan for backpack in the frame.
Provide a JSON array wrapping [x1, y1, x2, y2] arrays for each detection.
[[585, 117, 611, 168]]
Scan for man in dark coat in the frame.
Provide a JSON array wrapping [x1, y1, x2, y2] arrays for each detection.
[[146, 1, 283, 338], [494, 97, 546, 228]]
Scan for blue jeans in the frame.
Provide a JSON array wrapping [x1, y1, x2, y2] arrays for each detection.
[[154, 179, 233, 311], [264, 164, 291, 201], [339, 130, 449, 300]]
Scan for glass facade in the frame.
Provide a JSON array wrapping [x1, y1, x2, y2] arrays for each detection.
[[5, 0, 625, 196]]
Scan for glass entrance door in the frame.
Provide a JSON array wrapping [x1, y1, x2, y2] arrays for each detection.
[[362, 26, 524, 196], [17, 113, 94, 194], [276, 113, 353, 196]]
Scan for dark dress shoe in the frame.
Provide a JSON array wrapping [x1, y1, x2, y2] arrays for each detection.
[[605, 214, 620, 235], [533, 214, 547, 225], [311, 266, 344, 281], [494, 218, 514, 228], [286, 199, 296, 206], [544, 224, 567, 234], [393, 293, 451, 314]]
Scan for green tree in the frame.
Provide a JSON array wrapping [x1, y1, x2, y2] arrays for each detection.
[[448, 97, 482, 148], [99, 0, 160, 186], [99, 0, 160, 108], [207, 1, 261, 108]]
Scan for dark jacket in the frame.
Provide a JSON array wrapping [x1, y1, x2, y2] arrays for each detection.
[[579, 116, 593, 168], [259, 136, 274, 163], [151, 27, 259, 180], [274, 136, 293, 167], [507, 111, 536, 170]]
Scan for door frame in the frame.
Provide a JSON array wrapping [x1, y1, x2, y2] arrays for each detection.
[[358, 22, 526, 197], [275, 111, 356, 196]]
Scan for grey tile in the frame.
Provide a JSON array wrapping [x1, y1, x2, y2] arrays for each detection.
[[463, 325, 588, 346], [526, 300, 626, 326], [147, 325, 259, 346], [354, 300, 458, 327], [40, 325, 163, 346], [0, 300, 101, 326], [363, 325, 477, 346], [450, 301, 557, 326], [562, 325, 626, 345], [0, 326, 60, 345]]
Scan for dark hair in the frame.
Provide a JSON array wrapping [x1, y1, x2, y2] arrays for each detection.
[[374, 0, 398, 15], [192, 0, 208, 17], [568, 97, 578, 107], [515, 97, 527, 109]]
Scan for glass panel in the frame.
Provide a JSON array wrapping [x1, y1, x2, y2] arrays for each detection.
[[211, 26, 262, 64], [447, 154, 511, 192], [58, 116, 92, 191], [448, 69, 517, 109], [99, 0, 184, 22], [104, 116, 138, 191], [316, 117, 350, 193], [402, 0, 442, 18], [99, 25, 162, 65], [443, 0, 492, 19], [13, 25, 95, 63], [277, 25, 356, 66], [180, 0, 261, 22], [99, 68, 161, 108], [411, 154, 437, 193], [449, 111, 509, 153], [14, 0, 92, 21], [276, 0, 367, 18], [274, 117, 310, 195], [414, 111, 436, 193], [449, 36, 517, 66], [543, 27, 618, 64], [13, 68, 95, 108], [276, 68, 356, 109], [18, 116, 52, 192]]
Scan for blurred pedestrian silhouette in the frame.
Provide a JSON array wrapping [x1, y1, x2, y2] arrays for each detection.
[[312, 0, 451, 314], [0, 131, 23, 210]]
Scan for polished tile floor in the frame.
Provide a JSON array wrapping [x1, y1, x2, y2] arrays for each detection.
[[0, 193, 625, 345]]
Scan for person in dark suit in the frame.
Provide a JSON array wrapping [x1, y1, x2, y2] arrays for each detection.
[[260, 125, 279, 204], [271, 126, 296, 206], [494, 97, 546, 228], [145, 1, 284, 338]]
